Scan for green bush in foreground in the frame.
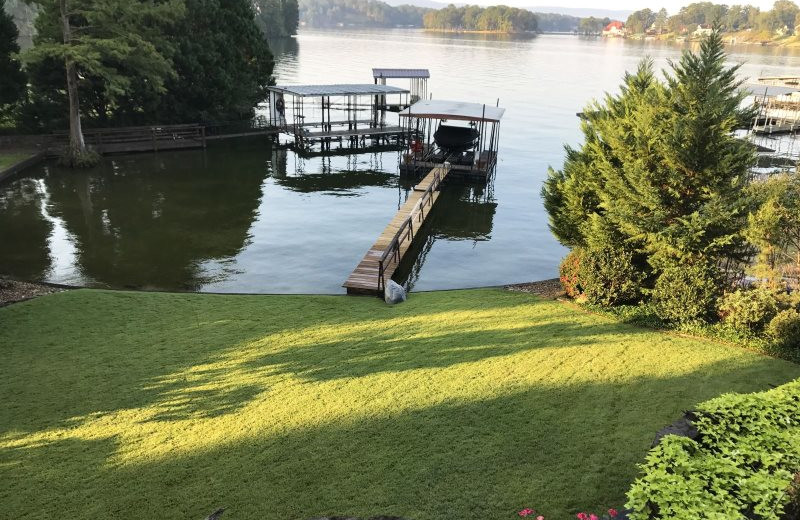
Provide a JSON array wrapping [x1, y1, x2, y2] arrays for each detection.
[[559, 248, 584, 298], [718, 287, 781, 333], [652, 262, 722, 324], [767, 309, 800, 351], [626, 379, 800, 520], [579, 246, 644, 307]]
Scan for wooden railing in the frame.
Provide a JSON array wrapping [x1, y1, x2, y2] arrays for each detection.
[[49, 124, 205, 153], [377, 167, 444, 291], [203, 116, 272, 137]]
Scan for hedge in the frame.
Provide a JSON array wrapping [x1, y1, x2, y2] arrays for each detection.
[[626, 379, 800, 519]]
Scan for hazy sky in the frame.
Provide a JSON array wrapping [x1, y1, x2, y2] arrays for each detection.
[[516, 0, 778, 13]]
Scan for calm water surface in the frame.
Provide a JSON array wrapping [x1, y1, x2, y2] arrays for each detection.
[[3, 31, 800, 293]]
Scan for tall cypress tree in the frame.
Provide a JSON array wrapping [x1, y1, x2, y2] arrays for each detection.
[[24, 0, 183, 165]]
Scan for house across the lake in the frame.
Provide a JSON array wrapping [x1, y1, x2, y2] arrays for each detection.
[[602, 21, 626, 37], [693, 24, 713, 38]]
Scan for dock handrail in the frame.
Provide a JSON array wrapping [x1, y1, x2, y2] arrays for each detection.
[[377, 165, 445, 291]]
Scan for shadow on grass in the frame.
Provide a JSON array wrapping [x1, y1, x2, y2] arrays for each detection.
[[240, 319, 642, 383], [0, 288, 611, 433], [1, 357, 797, 520]]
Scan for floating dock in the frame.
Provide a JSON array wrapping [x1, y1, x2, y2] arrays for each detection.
[[265, 84, 412, 154], [343, 164, 451, 296], [398, 99, 504, 179]]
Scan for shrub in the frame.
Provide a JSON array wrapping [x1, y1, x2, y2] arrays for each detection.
[[626, 379, 800, 520], [559, 248, 584, 298], [578, 246, 644, 306], [718, 287, 781, 333], [652, 262, 722, 324], [766, 309, 800, 351]]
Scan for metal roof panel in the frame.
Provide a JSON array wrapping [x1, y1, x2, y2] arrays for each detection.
[[399, 99, 505, 122], [372, 68, 431, 79], [268, 84, 409, 97]]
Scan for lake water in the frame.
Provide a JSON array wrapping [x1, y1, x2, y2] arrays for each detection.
[[3, 31, 800, 293]]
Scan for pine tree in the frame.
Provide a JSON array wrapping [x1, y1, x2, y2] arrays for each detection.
[[543, 31, 756, 276]]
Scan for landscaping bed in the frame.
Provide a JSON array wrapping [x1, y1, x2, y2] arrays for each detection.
[[0, 277, 64, 307]]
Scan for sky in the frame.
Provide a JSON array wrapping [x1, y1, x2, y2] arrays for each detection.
[[479, 0, 779, 13]]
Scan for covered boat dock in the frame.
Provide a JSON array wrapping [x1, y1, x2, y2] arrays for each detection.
[[266, 84, 411, 152], [372, 68, 430, 105], [398, 99, 504, 179]]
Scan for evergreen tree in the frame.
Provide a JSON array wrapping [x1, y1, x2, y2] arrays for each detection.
[[543, 31, 757, 277], [24, 0, 183, 166], [156, 0, 274, 123], [746, 173, 800, 285], [254, 0, 298, 37], [281, 0, 298, 35], [0, 0, 26, 113]]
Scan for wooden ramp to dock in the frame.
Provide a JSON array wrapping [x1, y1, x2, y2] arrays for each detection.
[[343, 164, 450, 296]]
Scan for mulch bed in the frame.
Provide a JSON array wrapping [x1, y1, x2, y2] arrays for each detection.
[[505, 278, 564, 299], [0, 278, 65, 307]]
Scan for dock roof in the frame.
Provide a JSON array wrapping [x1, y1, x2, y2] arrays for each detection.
[[372, 68, 430, 79], [399, 100, 505, 122], [742, 83, 799, 97], [268, 84, 409, 97]]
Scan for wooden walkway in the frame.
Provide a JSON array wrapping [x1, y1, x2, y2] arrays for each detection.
[[343, 164, 450, 296]]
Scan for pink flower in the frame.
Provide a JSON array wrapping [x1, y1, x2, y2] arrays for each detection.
[[536, 516, 545, 520], [576, 514, 588, 520], [589, 515, 598, 520], [608, 509, 618, 518], [518, 509, 534, 517]]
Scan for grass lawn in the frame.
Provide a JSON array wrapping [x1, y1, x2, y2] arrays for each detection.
[[0, 151, 36, 171], [1, 288, 798, 519]]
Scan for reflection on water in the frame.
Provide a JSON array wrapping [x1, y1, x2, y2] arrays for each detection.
[[0, 179, 53, 281], [4, 30, 800, 293], [395, 182, 498, 291]]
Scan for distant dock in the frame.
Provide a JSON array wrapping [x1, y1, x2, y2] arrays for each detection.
[[343, 164, 450, 295]]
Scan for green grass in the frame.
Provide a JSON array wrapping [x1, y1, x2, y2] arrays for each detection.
[[1, 288, 798, 520], [0, 151, 35, 170]]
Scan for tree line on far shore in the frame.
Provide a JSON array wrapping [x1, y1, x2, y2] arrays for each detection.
[[299, 0, 578, 32], [422, 5, 537, 33], [625, 0, 800, 36], [299, 0, 427, 28]]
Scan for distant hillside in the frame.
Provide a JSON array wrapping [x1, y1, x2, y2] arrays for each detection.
[[300, 0, 584, 31], [382, 0, 453, 7], [535, 12, 580, 32], [525, 5, 632, 20], [300, 0, 430, 27]]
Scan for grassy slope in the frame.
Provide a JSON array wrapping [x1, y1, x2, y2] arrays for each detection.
[[0, 151, 35, 170], [1, 288, 798, 520]]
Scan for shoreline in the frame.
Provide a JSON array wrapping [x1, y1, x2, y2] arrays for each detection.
[[422, 28, 536, 35], [0, 275, 563, 306]]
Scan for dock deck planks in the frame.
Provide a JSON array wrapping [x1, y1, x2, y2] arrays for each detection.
[[343, 165, 451, 296]]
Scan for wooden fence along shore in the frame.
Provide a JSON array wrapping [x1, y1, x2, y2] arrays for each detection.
[[44, 119, 279, 156]]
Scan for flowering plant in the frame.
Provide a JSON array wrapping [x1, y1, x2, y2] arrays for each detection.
[[518, 506, 618, 519], [576, 508, 618, 520]]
